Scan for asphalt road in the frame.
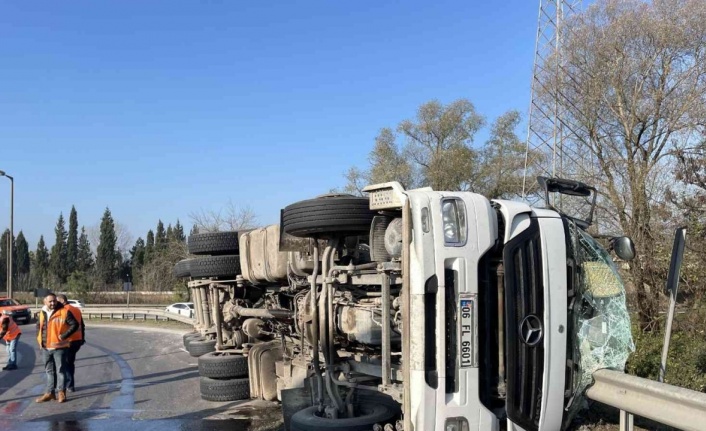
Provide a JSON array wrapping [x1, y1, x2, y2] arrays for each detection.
[[0, 322, 283, 431]]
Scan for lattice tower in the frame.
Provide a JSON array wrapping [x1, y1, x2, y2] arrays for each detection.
[[522, 0, 589, 202]]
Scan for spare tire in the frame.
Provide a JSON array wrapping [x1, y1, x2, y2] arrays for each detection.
[[190, 255, 241, 278], [282, 196, 376, 238], [199, 376, 250, 402], [188, 231, 240, 255], [173, 259, 192, 278], [198, 351, 249, 379], [290, 402, 396, 431]]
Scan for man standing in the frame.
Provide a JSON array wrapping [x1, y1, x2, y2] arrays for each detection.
[[35, 293, 78, 403], [56, 294, 85, 392], [0, 310, 21, 370]]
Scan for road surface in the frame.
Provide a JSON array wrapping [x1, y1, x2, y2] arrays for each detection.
[[0, 322, 283, 431]]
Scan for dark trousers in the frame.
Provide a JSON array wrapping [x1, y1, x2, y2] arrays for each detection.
[[65, 342, 82, 390], [43, 348, 68, 393]]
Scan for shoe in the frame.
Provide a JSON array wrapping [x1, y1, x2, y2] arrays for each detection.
[[67, 387, 75, 393], [57, 390, 66, 403], [35, 393, 55, 403], [3, 365, 17, 370]]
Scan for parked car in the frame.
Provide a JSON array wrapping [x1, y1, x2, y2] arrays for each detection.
[[67, 299, 85, 308], [165, 302, 194, 318], [0, 297, 32, 324]]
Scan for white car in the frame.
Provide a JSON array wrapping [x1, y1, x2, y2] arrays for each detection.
[[165, 302, 194, 318], [67, 299, 84, 308]]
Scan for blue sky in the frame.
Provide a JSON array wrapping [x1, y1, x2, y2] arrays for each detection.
[[0, 0, 538, 249]]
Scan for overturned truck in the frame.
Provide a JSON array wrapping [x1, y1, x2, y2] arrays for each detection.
[[175, 177, 634, 431]]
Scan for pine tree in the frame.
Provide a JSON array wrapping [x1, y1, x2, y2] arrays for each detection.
[[35, 235, 50, 281], [50, 213, 69, 283], [77, 226, 93, 272], [155, 220, 166, 251], [174, 220, 186, 242], [67, 205, 79, 274], [190, 224, 199, 236], [130, 237, 146, 271], [166, 224, 174, 243], [145, 230, 155, 263], [14, 231, 30, 275], [96, 207, 119, 284], [0, 229, 11, 289]]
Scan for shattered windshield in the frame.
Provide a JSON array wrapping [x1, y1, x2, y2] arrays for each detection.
[[566, 220, 634, 410]]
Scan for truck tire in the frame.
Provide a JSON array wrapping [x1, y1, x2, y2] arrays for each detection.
[[188, 231, 240, 255], [290, 403, 396, 431], [182, 331, 199, 343], [173, 259, 192, 278], [198, 351, 249, 379], [282, 196, 376, 238], [188, 339, 217, 357], [199, 376, 250, 402], [190, 255, 241, 278], [183, 333, 202, 349]]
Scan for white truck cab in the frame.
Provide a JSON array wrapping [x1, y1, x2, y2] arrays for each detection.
[[362, 178, 631, 431]]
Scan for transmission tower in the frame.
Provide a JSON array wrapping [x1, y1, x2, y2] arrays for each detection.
[[522, 0, 585, 199]]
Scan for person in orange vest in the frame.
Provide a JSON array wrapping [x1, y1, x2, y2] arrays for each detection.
[[35, 292, 79, 404], [0, 309, 22, 370], [56, 294, 85, 392]]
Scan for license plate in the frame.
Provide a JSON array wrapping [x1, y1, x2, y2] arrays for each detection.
[[459, 295, 477, 368]]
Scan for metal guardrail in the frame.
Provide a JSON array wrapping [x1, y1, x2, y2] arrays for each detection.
[[78, 307, 195, 325], [587, 369, 706, 431]]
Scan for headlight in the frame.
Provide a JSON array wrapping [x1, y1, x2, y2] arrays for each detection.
[[442, 198, 467, 246], [445, 417, 469, 431]]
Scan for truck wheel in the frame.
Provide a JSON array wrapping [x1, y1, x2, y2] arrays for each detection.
[[282, 196, 376, 238], [198, 351, 249, 378], [199, 376, 250, 402], [188, 231, 240, 255], [182, 331, 199, 343], [289, 403, 396, 431], [188, 339, 217, 357], [190, 255, 241, 278], [173, 259, 192, 278], [183, 333, 202, 349]]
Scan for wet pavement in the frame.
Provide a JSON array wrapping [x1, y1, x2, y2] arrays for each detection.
[[0, 323, 283, 431]]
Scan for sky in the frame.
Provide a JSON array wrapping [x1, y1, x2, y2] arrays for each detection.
[[0, 0, 539, 250]]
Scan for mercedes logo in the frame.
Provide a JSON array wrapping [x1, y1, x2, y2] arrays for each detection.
[[519, 315, 543, 347]]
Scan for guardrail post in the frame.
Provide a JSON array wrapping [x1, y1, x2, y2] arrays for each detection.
[[619, 410, 634, 431]]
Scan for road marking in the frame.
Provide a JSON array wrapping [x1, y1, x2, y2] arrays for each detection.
[[86, 342, 136, 419]]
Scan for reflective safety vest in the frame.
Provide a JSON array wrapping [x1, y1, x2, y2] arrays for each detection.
[[36, 308, 70, 349], [64, 304, 83, 342], [0, 315, 21, 342]]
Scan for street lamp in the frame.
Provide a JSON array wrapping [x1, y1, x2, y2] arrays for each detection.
[[0, 170, 13, 299]]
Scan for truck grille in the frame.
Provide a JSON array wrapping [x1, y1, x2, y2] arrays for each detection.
[[504, 218, 544, 431]]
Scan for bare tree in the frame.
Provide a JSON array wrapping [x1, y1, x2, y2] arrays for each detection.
[[344, 99, 529, 198], [538, 0, 706, 330], [189, 200, 259, 233], [138, 239, 189, 291]]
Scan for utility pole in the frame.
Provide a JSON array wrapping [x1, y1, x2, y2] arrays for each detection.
[[0, 171, 13, 298]]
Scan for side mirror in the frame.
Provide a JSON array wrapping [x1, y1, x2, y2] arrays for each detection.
[[611, 237, 635, 261]]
